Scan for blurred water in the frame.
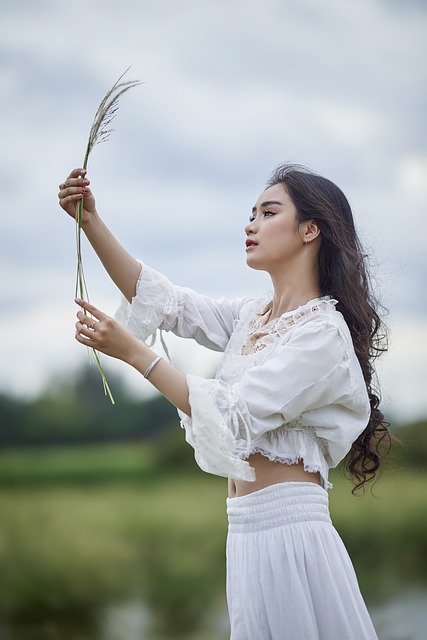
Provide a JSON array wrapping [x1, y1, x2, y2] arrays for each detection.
[[371, 590, 427, 640], [99, 599, 229, 640], [100, 601, 152, 640], [1, 589, 426, 639], [99, 589, 427, 640]]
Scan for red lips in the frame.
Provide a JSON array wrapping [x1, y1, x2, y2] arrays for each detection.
[[246, 239, 257, 248]]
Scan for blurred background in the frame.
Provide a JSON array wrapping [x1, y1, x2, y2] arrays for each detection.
[[0, 0, 426, 638]]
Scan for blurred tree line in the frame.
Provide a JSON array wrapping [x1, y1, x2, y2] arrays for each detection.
[[0, 367, 178, 449], [0, 365, 426, 471]]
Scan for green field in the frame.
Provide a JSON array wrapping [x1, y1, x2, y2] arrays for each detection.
[[0, 444, 425, 639]]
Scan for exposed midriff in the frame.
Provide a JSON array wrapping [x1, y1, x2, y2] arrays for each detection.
[[228, 453, 321, 498]]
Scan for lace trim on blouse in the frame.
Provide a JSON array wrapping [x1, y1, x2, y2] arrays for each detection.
[[114, 262, 177, 345], [241, 297, 337, 355], [233, 424, 333, 489]]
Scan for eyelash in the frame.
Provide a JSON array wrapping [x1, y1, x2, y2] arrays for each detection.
[[248, 210, 275, 222]]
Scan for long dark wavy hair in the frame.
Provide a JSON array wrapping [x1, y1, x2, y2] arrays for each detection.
[[267, 163, 391, 493]]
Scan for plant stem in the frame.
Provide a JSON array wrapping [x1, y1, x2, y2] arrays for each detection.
[[75, 163, 115, 405], [72, 69, 141, 404]]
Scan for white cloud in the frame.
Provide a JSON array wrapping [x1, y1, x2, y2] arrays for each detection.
[[398, 156, 427, 196], [310, 101, 388, 146], [377, 313, 427, 423]]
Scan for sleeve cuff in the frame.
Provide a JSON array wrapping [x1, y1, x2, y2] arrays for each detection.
[[178, 374, 256, 481], [114, 261, 178, 342]]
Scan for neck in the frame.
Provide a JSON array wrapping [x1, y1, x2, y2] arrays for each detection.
[[268, 266, 321, 320]]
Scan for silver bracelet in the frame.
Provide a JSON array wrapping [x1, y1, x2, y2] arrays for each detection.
[[143, 356, 162, 379]]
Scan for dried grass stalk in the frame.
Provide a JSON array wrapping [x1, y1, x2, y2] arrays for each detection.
[[75, 68, 142, 404]]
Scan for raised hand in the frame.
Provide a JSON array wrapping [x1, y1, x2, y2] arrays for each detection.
[[58, 168, 96, 224]]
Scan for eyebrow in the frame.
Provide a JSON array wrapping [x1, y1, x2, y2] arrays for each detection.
[[251, 199, 284, 213]]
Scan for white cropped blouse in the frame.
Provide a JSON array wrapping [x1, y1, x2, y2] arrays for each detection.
[[116, 263, 371, 489]]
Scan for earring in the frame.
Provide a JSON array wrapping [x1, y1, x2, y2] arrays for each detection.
[[304, 239, 309, 244]]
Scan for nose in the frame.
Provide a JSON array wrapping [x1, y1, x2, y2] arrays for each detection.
[[245, 219, 256, 236]]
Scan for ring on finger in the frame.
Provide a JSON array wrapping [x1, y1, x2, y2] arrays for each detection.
[[90, 320, 96, 330]]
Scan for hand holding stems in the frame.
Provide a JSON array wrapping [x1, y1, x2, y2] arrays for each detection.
[[58, 168, 96, 225], [75, 299, 191, 416], [75, 299, 141, 363]]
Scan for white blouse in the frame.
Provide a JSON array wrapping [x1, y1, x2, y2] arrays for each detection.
[[116, 263, 371, 489]]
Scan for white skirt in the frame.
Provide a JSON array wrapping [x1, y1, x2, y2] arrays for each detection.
[[226, 482, 378, 640]]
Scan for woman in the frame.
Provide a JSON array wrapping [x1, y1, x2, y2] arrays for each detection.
[[58, 164, 389, 639]]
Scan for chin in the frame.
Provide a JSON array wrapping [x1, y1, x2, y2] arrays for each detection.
[[246, 256, 266, 271]]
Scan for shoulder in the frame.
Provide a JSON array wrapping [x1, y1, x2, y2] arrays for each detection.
[[270, 298, 348, 342], [266, 300, 360, 375], [296, 301, 349, 335]]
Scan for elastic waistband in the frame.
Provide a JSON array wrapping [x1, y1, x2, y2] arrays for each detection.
[[227, 482, 331, 533]]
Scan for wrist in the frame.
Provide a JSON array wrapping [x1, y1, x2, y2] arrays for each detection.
[[143, 356, 163, 379], [81, 209, 101, 231], [125, 340, 154, 372]]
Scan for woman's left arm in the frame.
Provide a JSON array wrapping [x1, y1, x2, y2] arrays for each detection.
[[75, 299, 191, 416]]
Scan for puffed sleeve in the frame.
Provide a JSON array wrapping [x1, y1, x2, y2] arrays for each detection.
[[115, 262, 249, 351], [178, 316, 370, 480]]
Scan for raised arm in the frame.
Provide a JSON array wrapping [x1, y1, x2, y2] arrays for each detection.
[[58, 168, 141, 302]]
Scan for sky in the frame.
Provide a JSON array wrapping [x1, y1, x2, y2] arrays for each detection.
[[0, 0, 426, 422]]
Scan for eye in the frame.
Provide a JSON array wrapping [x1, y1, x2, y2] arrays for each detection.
[[263, 210, 275, 217], [248, 214, 256, 223]]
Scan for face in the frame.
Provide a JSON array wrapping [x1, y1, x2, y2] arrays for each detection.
[[245, 183, 304, 273]]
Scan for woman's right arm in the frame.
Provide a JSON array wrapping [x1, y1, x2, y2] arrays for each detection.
[[58, 168, 141, 302]]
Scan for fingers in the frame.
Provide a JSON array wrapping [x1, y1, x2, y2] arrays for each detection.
[[58, 169, 90, 201], [76, 313, 97, 329], [74, 300, 133, 362], [75, 305, 100, 345], [75, 298, 104, 321], [74, 301, 116, 353], [75, 318, 96, 343], [69, 168, 87, 180], [58, 168, 86, 191]]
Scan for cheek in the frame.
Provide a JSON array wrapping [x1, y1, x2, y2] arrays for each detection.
[[273, 220, 298, 242]]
